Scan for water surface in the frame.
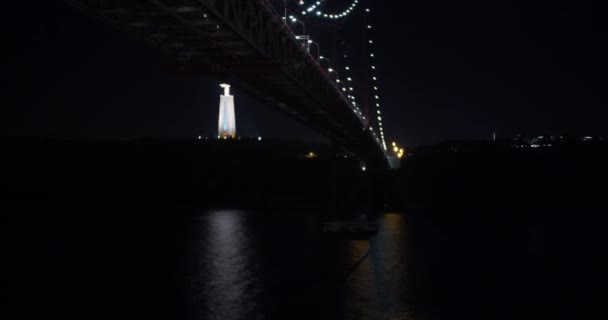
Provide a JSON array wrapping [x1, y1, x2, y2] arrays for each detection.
[[108, 210, 605, 320]]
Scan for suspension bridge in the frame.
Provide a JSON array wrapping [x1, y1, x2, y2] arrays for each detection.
[[66, 0, 391, 168]]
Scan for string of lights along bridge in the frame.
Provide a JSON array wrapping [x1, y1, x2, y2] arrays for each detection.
[[281, 0, 389, 152]]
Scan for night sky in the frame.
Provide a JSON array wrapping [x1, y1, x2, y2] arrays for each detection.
[[5, 0, 606, 146]]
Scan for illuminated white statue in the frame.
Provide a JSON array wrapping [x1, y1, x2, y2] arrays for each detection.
[[218, 83, 236, 139]]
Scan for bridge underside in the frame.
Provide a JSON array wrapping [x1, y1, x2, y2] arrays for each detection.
[[66, 0, 387, 167]]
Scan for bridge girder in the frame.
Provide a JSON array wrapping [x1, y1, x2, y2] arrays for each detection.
[[65, 0, 387, 167]]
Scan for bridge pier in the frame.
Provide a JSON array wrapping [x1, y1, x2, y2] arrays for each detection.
[[325, 146, 385, 221]]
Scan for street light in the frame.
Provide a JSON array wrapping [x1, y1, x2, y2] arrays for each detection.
[[307, 39, 320, 61], [289, 17, 306, 36], [319, 55, 331, 69], [295, 35, 311, 54], [328, 69, 345, 90]]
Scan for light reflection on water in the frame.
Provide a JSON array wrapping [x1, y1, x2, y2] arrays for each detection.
[[111, 210, 603, 320], [193, 210, 265, 320], [187, 210, 411, 320]]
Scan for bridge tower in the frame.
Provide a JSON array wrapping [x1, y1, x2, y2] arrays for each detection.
[[218, 84, 236, 139]]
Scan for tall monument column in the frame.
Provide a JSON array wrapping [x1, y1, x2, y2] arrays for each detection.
[[218, 83, 236, 139]]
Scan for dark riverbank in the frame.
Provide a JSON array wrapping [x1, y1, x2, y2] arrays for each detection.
[[385, 139, 608, 211], [3, 137, 607, 212], [1, 137, 371, 213]]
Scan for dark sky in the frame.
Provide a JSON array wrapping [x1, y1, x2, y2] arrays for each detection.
[[4, 0, 606, 146]]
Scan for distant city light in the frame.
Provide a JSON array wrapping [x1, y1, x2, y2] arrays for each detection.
[[305, 151, 317, 159]]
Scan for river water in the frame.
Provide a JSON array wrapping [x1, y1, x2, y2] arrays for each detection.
[[105, 210, 604, 320]]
